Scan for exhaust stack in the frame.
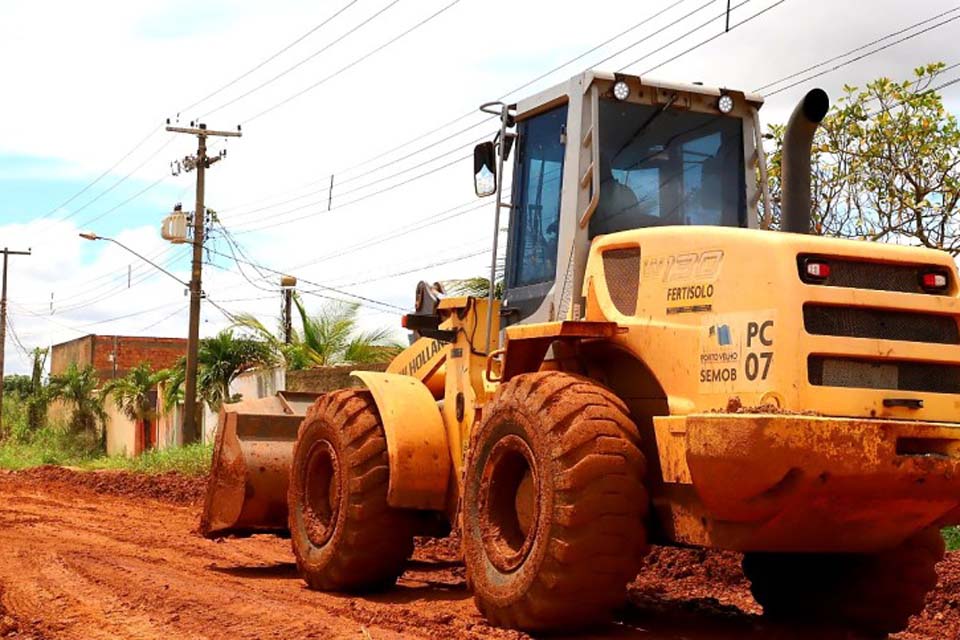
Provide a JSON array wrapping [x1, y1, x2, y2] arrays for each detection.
[[781, 88, 829, 234]]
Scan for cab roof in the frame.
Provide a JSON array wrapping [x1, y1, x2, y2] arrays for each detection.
[[513, 69, 765, 119]]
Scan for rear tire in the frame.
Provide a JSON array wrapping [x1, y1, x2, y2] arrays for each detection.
[[462, 372, 649, 631], [743, 527, 944, 635], [288, 389, 415, 592]]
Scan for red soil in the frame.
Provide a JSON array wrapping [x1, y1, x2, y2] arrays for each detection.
[[0, 468, 955, 639]]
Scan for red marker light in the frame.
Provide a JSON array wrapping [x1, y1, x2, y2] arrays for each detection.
[[921, 271, 948, 291], [805, 261, 830, 280]]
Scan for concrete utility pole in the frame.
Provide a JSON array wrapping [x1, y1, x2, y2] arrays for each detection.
[[166, 122, 241, 444], [0, 248, 32, 437]]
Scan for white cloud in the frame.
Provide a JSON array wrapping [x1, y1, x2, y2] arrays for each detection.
[[2, 0, 958, 374]]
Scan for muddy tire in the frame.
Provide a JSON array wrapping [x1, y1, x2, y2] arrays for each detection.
[[462, 371, 648, 631], [288, 389, 415, 592], [743, 527, 944, 635]]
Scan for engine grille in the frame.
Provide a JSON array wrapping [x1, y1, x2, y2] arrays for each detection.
[[603, 247, 640, 316], [804, 305, 960, 345], [809, 356, 960, 394], [797, 255, 947, 294]]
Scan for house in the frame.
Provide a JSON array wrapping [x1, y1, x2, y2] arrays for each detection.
[[50, 334, 187, 456]]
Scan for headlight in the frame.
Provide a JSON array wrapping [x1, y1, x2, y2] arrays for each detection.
[[613, 80, 630, 101], [718, 94, 734, 114]]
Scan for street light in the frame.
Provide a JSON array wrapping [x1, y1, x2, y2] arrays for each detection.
[[79, 232, 189, 287]]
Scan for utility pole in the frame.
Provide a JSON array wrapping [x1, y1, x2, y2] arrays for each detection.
[[280, 275, 297, 344], [0, 248, 32, 438], [166, 121, 240, 444]]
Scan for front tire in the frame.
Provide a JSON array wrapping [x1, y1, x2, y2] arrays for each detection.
[[463, 372, 649, 631], [743, 527, 944, 635], [288, 389, 415, 592]]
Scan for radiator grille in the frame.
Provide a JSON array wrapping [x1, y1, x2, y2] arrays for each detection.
[[809, 356, 960, 394], [798, 255, 946, 294], [804, 305, 960, 345], [603, 248, 640, 316]]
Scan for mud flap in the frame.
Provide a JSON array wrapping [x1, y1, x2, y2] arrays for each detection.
[[200, 391, 319, 538]]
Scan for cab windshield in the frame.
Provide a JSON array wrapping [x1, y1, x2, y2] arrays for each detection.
[[590, 98, 746, 238]]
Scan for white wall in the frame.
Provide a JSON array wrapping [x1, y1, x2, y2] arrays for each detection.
[[200, 367, 286, 444]]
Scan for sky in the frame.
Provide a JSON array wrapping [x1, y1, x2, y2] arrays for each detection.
[[0, 0, 958, 374]]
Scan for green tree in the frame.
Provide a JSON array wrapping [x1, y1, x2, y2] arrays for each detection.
[[765, 63, 960, 251], [165, 330, 276, 412], [3, 375, 32, 401], [48, 362, 107, 445], [101, 363, 170, 451], [233, 296, 401, 369]]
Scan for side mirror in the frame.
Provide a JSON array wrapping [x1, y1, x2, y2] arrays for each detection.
[[473, 141, 497, 197]]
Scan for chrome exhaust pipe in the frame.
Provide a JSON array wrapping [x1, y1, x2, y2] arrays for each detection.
[[781, 88, 829, 234]]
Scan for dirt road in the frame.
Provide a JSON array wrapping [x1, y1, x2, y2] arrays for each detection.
[[0, 468, 956, 640]]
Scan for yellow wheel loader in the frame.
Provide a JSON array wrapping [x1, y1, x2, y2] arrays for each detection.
[[203, 70, 960, 635]]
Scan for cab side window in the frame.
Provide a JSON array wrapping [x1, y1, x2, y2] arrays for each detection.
[[509, 105, 568, 288]]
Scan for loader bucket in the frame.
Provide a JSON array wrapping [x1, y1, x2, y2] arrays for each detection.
[[200, 391, 320, 538]]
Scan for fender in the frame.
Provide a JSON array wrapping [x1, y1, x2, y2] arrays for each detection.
[[351, 371, 450, 510]]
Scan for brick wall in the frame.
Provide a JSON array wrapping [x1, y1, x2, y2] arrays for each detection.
[[50, 335, 94, 376], [51, 335, 187, 382], [91, 335, 187, 380], [286, 363, 389, 393]]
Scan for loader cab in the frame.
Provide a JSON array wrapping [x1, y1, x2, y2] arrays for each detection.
[[474, 71, 766, 325]]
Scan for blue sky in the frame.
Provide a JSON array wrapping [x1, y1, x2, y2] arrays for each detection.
[[1, 0, 959, 375]]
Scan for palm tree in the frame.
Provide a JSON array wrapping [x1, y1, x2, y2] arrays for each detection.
[[165, 330, 277, 413], [233, 296, 401, 369], [48, 362, 107, 447], [442, 276, 505, 299], [26, 347, 49, 432], [443, 256, 506, 299], [101, 363, 170, 453]]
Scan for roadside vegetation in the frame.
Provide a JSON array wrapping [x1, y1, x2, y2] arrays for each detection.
[[0, 395, 211, 476], [81, 442, 213, 476]]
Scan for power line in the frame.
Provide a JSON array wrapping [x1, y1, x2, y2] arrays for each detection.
[[179, 0, 360, 115], [208, 196, 500, 305], [16, 244, 180, 309], [52, 138, 175, 226], [200, 0, 400, 119], [15, 245, 187, 317], [206, 246, 406, 312], [216, 0, 775, 225], [754, 6, 960, 93], [34, 125, 164, 221], [244, 0, 465, 123], [137, 305, 187, 332], [75, 175, 169, 229], [220, 0, 707, 216], [331, 247, 490, 288], [224, 134, 485, 228], [615, 0, 776, 72], [336, 0, 703, 178], [763, 12, 960, 97], [233, 151, 472, 234], [634, 0, 787, 76]]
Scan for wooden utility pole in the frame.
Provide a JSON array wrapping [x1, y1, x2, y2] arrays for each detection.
[[166, 122, 240, 444], [0, 248, 32, 438], [280, 275, 297, 344]]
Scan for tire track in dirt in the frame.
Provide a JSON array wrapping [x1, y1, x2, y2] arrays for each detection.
[[0, 470, 956, 639], [0, 473, 515, 640]]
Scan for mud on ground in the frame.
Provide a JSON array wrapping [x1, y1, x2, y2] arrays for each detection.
[[0, 467, 956, 639]]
